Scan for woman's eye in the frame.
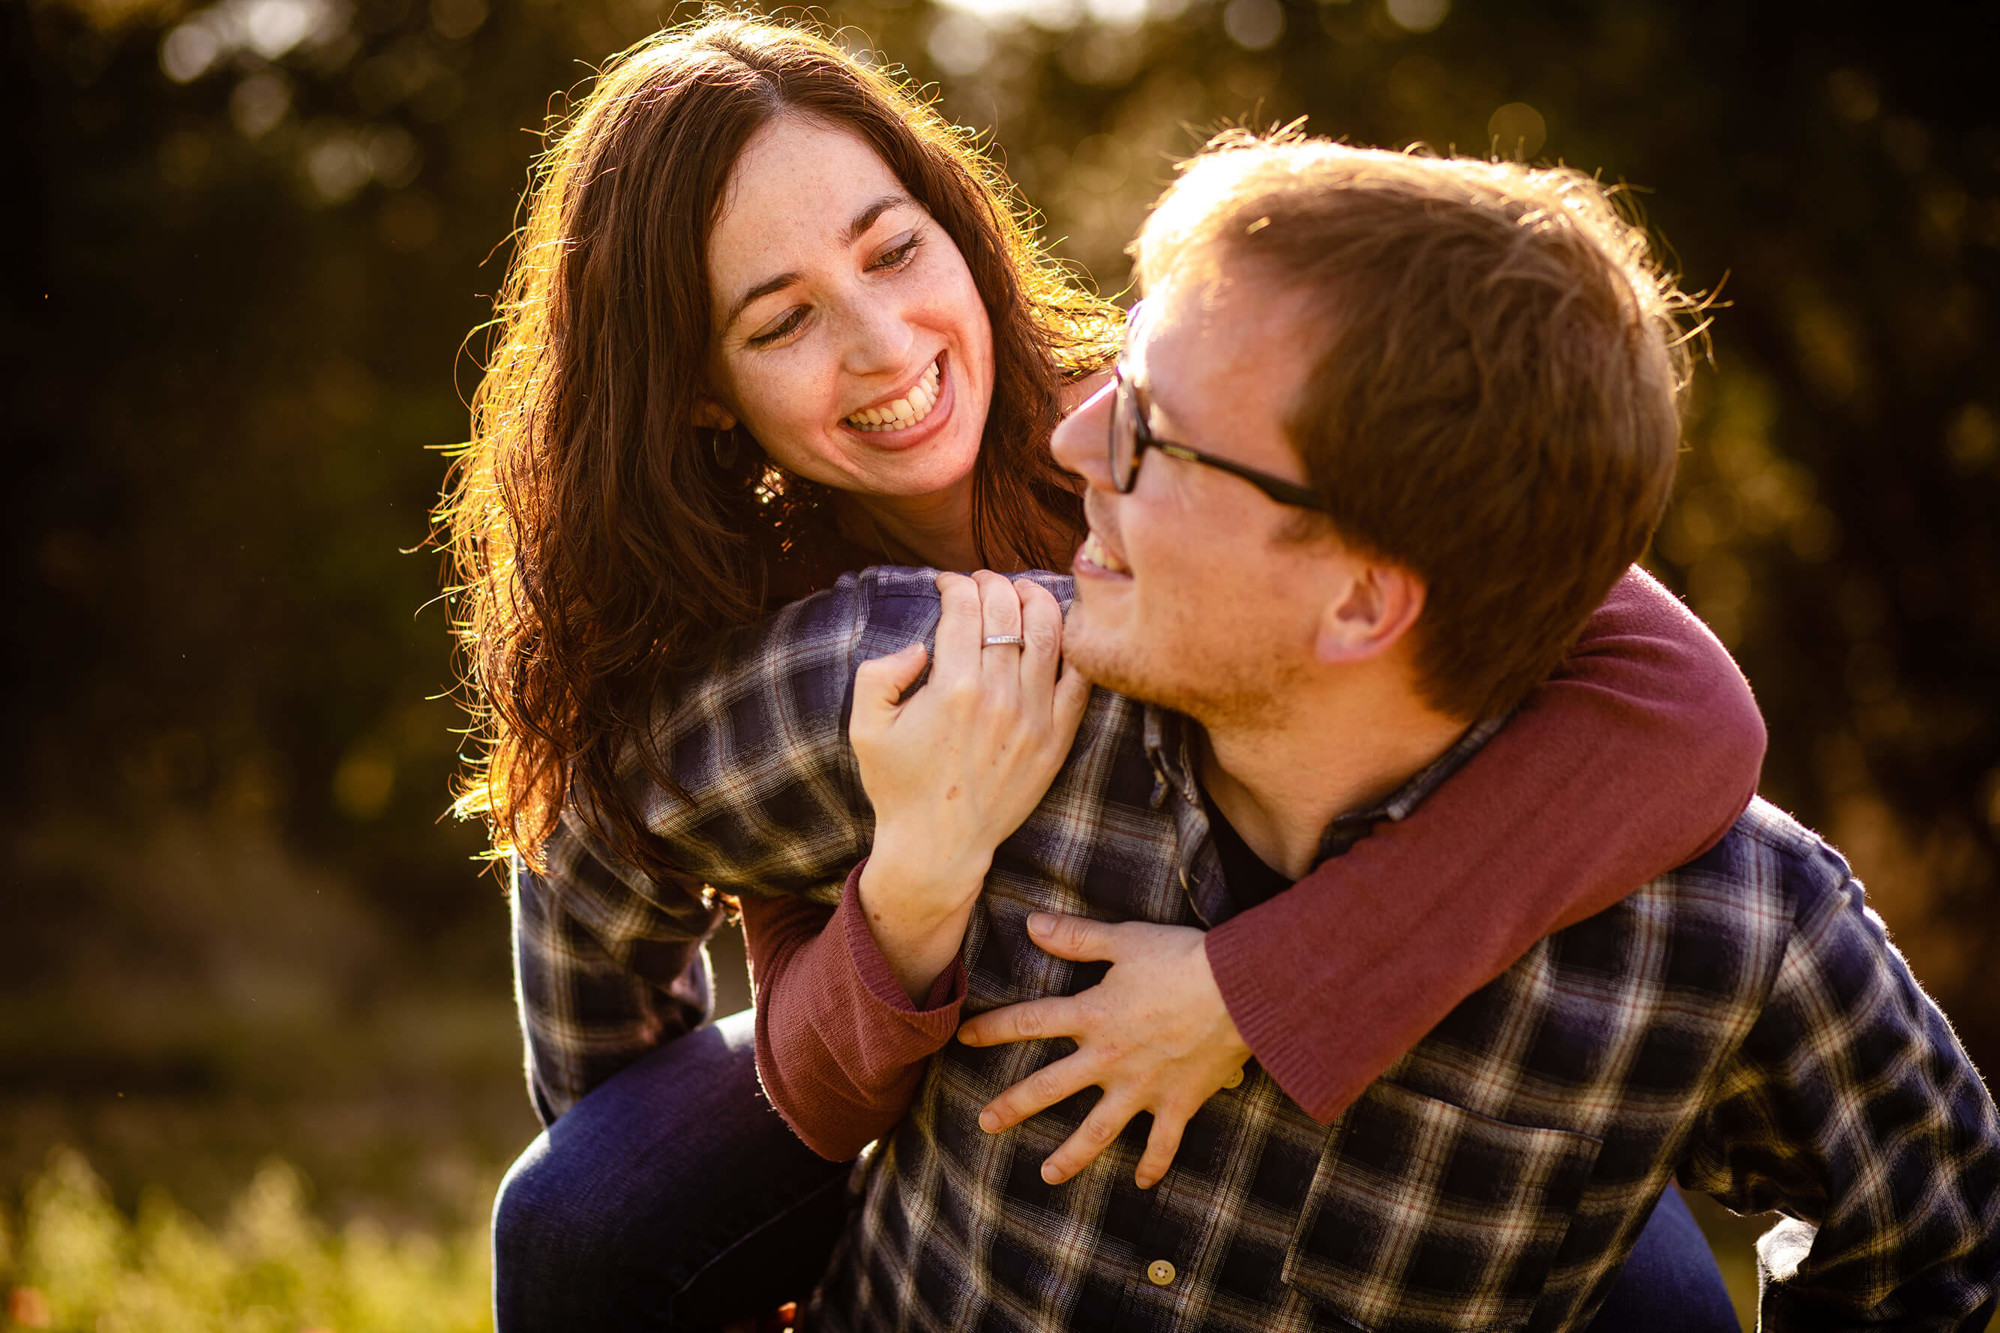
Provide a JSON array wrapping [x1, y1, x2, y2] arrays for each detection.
[[747, 308, 807, 347], [869, 231, 923, 272]]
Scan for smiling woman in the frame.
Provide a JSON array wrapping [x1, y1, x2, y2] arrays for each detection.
[[440, 19, 1119, 889], [435, 16, 1123, 1328]]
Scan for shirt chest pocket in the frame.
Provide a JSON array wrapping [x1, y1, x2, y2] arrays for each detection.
[[1282, 1080, 1603, 1333]]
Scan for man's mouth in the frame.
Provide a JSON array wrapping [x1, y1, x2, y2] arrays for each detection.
[[844, 356, 944, 432], [1079, 530, 1130, 575]]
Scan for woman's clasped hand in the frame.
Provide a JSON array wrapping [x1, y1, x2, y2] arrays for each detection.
[[849, 571, 1092, 1002]]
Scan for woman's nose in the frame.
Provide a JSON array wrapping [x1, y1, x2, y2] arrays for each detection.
[[1051, 377, 1116, 488], [837, 294, 916, 376]]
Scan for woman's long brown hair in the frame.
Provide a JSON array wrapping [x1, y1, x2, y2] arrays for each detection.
[[438, 15, 1123, 878]]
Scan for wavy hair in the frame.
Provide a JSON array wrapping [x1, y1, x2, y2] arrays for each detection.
[[439, 15, 1123, 876]]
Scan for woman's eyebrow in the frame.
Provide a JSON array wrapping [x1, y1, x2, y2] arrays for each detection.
[[722, 193, 915, 334], [842, 193, 911, 245]]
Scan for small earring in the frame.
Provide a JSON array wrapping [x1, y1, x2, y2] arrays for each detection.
[[710, 426, 740, 469]]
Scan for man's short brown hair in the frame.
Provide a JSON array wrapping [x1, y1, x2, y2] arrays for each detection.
[[1135, 129, 1697, 721]]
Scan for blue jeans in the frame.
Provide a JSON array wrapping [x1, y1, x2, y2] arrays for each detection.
[[492, 1007, 1739, 1332]]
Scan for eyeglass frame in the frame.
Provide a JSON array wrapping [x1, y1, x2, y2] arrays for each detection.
[[1107, 363, 1332, 514]]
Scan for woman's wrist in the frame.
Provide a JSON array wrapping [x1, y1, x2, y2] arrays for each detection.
[[857, 832, 990, 1002], [866, 825, 992, 908]]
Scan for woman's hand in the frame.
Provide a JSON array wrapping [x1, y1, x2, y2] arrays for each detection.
[[849, 571, 1093, 1001]]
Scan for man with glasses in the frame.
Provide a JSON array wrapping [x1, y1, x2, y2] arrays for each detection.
[[503, 132, 2000, 1330]]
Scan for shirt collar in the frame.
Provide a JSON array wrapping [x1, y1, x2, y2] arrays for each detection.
[[1142, 703, 1507, 871]]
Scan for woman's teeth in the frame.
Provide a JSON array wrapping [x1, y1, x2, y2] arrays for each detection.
[[1081, 532, 1129, 574], [846, 358, 943, 431]]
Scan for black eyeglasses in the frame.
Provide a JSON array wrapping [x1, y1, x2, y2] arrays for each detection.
[[1108, 364, 1331, 513]]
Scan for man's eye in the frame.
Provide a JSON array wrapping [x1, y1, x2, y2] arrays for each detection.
[[869, 231, 923, 272], [748, 308, 807, 347]]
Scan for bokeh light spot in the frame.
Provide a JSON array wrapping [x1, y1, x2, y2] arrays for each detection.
[[160, 22, 221, 82], [1223, 0, 1284, 51], [306, 133, 373, 204], [1386, 0, 1449, 34], [1947, 404, 1998, 473], [927, 11, 993, 76], [230, 72, 292, 139], [366, 126, 423, 189], [429, 0, 486, 41], [1827, 69, 1880, 124], [333, 745, 396, 820], [1488, 102, 1546, 159]]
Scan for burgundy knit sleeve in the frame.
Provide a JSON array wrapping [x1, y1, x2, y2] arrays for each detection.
[[1204, 566, 1765, 1124], [741, 863, 967, 1161]]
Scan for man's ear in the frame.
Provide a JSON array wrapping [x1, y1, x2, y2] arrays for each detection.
[[691, 397, 737, 431], [1313, 562, 1426, 665]]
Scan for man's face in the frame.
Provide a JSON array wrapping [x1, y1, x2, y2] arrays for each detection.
[[1052, 263, 1363, 725]]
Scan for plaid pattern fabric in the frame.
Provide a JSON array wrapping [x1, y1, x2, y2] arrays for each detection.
[[523, 567, 2000, 1330], [510, 833, 720, 1122]]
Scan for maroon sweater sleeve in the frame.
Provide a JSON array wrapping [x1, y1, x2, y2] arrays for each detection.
[[1206, 566, 1766, 1124], [741, 863, 967, 1161]]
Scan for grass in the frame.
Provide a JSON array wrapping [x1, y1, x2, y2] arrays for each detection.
[[1, 1149, 492, 1333]]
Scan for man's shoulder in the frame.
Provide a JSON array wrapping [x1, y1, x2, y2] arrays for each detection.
[[841, 565, 1075, 605], [1494, 799, 1863, 1025], [794, 566, 1074, 664], [1665, 796, 1860, 927]]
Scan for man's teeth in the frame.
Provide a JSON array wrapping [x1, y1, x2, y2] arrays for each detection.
[[1082, 532, 1129, 574], [846, 359, 943, 431]]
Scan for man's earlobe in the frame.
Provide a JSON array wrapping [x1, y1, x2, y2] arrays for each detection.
[[1314, 566, 1426, 665], [691, 398, 737, 431]]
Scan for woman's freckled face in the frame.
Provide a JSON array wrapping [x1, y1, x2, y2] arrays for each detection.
[[704, 115, 995, 502]]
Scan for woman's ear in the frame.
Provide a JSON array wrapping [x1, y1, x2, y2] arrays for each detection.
[[1313, 562, 1427, 665], [691, 397, 737, 431]]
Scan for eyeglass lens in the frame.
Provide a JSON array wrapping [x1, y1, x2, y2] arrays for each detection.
[[1109, 372, 1139, 492]]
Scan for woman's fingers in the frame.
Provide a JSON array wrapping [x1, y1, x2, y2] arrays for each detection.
[[971, 570, 1025, 706], [931, 572, 984, 685], [1015, 579, 1064, 699], [1052, 652, 1092, 744]]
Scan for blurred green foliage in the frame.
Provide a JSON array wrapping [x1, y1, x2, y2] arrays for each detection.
[[2, 2, 1996, 1320], [0, 1149, 489, 1331]]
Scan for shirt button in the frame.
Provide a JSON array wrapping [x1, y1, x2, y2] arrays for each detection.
[[1220, 1066, 1244, 1090], [1147, 1259, 1177, 1286]]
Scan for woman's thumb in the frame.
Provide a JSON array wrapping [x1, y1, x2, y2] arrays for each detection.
[[852, 640, 930, 723]]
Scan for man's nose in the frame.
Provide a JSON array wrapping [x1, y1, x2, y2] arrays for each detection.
[[1051, 377, 1115, 489], [837, 294, 916, 376]]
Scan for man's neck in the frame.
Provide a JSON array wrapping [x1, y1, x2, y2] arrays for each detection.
[[1196, 676, 1469, 881]]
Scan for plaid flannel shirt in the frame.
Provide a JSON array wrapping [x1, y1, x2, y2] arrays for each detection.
[[517, 567, 2000, 1331]]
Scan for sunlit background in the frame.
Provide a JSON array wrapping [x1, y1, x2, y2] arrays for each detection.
[[4, 0, 1996, 1326]]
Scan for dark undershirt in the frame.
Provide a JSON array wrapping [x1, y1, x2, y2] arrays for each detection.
[[1200, 789, 1293, 912]]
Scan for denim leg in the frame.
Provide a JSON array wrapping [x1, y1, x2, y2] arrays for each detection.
[[492, 1007, 852, 1333], [1584, 1187, 1740, 1333]]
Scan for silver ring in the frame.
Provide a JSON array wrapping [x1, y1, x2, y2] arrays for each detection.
[[982, 635, 1026, 649]]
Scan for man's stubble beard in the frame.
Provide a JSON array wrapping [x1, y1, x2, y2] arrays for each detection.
[[1062, 603, 1303, 734]]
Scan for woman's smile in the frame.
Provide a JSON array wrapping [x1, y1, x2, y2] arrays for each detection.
[[840, 352, 955, 448], [844, 353, 946, 433]]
